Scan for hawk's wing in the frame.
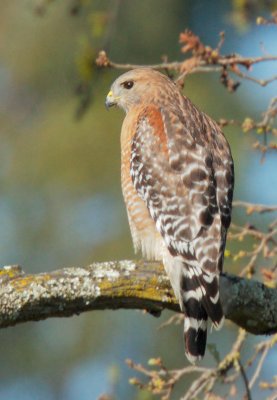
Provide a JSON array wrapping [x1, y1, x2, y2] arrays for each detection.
[[130, 101, 234, 272]]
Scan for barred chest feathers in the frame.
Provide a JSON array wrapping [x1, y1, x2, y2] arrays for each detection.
[[120, 109, 164, 261]]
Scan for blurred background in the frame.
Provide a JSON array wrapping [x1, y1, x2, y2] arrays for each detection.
[[0, 1, 276, 399]]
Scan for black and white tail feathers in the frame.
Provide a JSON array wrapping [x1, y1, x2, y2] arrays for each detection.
[[181, 263, 224, 364]]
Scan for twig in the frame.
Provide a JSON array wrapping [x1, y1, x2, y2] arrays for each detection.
[[100, 55, 277, 72], [96, 52, 277, 88], [249, 340, 271, 389], [230, 69, 277, 87], [238, 359, 252, 400], [233, 201, 277, 214]]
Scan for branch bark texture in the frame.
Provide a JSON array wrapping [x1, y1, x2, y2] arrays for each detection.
[[0, 261, 276, 335]]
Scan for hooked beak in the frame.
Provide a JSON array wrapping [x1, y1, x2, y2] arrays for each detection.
[[105, 90, 118, 110]]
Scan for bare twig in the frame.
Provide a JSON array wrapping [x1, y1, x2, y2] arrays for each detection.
[[96, 51, 277, 88], [238, 359, 252, 400], [249, 339, 272, 389], [233, 201, 277, 214], [97, 54, 277, 73]]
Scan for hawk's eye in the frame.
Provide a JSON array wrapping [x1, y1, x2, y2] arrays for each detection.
[[122, 80, 134, 90]]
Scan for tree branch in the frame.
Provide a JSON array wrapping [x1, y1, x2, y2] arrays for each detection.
[[96, 53, 277, 73], [96, 50, 277, 88], [233, 201, 277, 214], [0, 261, 276, 335]]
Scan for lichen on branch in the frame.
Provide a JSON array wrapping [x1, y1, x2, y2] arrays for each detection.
[[0, 261, 276, 335]]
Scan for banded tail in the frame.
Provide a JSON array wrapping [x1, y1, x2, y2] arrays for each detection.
[[181, 263, 224, 364]]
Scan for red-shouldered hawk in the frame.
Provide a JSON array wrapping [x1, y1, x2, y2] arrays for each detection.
[[105, 68, 234, 364]]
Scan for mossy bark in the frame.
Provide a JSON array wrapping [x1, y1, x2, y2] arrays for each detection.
[[0, 261, 276, 334]]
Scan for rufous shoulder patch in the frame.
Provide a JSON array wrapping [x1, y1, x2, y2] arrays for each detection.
[[140, 105, 168, 154]]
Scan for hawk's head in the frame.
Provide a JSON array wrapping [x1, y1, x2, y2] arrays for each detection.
[[105, 68, 177, 113]]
